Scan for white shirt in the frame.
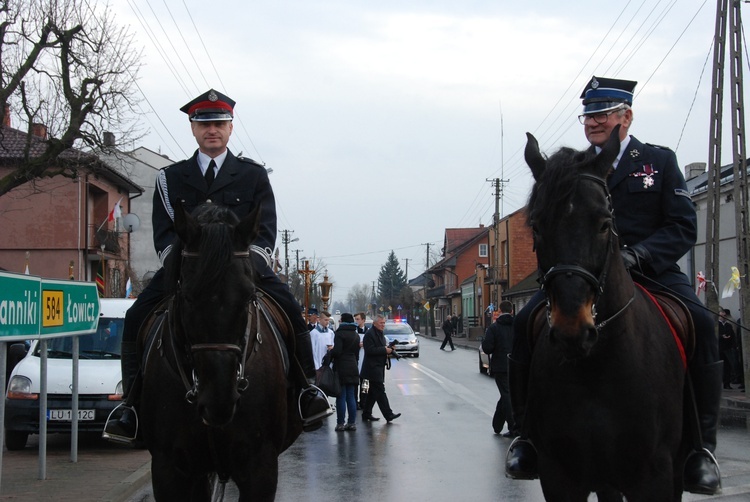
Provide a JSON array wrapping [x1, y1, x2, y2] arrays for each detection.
[[197, 150, 228, 178]]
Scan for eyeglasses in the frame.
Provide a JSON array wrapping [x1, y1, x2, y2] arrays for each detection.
[[578, 107, 624, 125]]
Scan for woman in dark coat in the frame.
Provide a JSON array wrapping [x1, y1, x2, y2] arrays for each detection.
[[330, 313, 361, 431]]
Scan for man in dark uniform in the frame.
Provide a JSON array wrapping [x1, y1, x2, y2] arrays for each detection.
[[103, 89, 331, 443], [504, 76, 722, 495]]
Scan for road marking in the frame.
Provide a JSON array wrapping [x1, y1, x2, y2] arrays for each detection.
[[410, 362, 494, 417]]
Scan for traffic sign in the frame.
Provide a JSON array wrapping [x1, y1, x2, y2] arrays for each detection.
[[0, 272, 41, 340], [0, 271, 100, 341]]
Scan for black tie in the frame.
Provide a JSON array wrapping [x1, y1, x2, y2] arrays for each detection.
[[205, 159, 216, 187]]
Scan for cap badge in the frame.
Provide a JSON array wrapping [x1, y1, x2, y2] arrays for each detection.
[[591, 77, 600, 90], [208, 90, 218, 102]]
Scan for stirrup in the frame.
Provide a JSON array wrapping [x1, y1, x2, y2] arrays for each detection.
[[684, 447, 722, 494], [102, 403, 139, 444], [298, 384, 334, 426]]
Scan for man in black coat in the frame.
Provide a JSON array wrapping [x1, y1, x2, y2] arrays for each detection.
[[360, 316, 401, 423], [104, 89, 330, 443], [505, 76, 722, 495], [440, 315, 455, 351], [482, 301, 515, 436]]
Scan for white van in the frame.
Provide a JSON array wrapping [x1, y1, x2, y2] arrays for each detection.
[[4, 298, 134, 450]]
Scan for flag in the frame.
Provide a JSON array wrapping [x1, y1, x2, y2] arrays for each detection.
[[722, 266, 742, 298], [23, 251, 29, 275], [695, 272, 706, 296], [125, 278, 132, 298], [107, 197, 123, 222], [96, 259, 106, 297]]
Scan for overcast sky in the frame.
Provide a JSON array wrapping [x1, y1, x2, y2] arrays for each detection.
[[109, 0, 726, 306]]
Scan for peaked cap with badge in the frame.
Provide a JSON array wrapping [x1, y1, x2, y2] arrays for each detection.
[[580, 76, 637, 115], [180, 89, 235, 122]]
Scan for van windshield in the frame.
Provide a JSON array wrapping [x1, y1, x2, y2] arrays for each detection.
[[33, 317, 123, 359]]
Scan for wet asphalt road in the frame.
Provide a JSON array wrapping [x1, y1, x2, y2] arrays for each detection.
[[131, 338, 750, 501]]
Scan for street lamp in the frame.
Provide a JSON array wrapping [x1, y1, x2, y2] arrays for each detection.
[[319, 271, 332, 312]]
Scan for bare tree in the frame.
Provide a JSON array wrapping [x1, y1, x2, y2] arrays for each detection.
[[0, 0, 143, 195], [346, 283, 371, 312]]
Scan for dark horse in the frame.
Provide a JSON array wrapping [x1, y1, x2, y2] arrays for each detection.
[[139, 202, 302, 501], [523, 128, 688, 501]]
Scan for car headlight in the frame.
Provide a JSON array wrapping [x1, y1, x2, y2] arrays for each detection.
[[7, 376, 37, 400]]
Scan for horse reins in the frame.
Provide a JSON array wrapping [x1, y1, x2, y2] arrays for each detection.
[[171, 249, 261, 403], [539, 173, 636, 331]]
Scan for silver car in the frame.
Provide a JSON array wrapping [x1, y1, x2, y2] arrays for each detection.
[[383, 321, 419, 358]]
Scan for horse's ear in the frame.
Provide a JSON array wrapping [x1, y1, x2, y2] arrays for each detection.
[[595, 125, 621, 176], [173, 199, 200, 244], [236, 203, 262, 249], [524, 132, 546, 181]]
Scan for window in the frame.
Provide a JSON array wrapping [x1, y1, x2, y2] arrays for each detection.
[[478, 243, 488, 257]]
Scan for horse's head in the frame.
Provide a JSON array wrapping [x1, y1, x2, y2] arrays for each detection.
[[169, 201, 261, 427], [525, 127, 624, 359]]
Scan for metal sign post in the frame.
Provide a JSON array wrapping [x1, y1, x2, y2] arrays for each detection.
[[0, 271, 99, 486]]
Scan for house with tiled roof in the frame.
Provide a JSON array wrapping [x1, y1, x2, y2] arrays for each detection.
[[0, 121, 142, 296], [426, 226, 490, 333]]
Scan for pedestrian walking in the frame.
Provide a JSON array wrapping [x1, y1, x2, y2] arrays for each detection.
[[719, 309, 737, 390], [360, 315, 401, 423], [482, 301, 516, 436], [440, 315, 455, 351]]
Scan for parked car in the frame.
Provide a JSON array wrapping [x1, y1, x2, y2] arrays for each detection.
[[383, 320, 419, 358], [4, 298, 133, 450]]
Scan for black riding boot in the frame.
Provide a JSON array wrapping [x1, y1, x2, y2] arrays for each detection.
[[294, 331, 332, 431], [684, 361, 723, 495], [505, 357, 539, 480], [102, 341, 140, 444]]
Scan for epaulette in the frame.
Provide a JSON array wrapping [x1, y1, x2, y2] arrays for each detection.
[[645, 142, 673, 151], [237, 156, 265, 168], [161, 158, 189, 171]]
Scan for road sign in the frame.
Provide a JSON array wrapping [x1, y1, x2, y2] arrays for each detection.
[[0, 271, 100, 341], [0, 272, 41, 340]]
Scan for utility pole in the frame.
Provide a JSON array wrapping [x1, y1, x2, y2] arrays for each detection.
[[487, 177, 508, 308], [728, 0, 750, 392], [404, 258, 409, 281], [705, 0, 750, 392], [281, 230, 298, 282]]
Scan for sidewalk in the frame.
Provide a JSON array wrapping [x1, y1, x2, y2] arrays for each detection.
[[0, 433, 150, 501]]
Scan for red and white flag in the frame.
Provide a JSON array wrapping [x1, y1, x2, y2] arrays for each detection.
[[108, 197, 123, 222]]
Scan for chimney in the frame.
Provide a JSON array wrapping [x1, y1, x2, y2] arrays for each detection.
[[103, 131, 116, 147], [684, 162, 706, 181], [2, 104, 9, 127], [31, 122, 47, 139]]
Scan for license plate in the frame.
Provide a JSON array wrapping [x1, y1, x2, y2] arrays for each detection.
[[47, 409, 95, 421]]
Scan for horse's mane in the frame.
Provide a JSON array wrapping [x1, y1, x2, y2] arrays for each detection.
[[526, 146, 597, 227], [165, 204, 253, 295]]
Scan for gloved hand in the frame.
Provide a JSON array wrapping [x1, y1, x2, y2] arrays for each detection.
[[620, 245, 650, 272]]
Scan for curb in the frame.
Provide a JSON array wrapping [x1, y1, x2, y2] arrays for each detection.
[[101, 460, 151, 502]]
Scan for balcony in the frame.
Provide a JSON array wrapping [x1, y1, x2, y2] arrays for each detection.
[[92, 227, 121, 254]]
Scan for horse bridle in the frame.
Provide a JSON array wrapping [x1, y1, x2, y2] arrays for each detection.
[[538, 173, 635, 330], [172, 249, 260, 404]]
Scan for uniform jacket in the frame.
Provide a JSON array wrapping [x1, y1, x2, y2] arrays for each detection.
[[330, 323, 361, 385], [482, 313, 514, 374], [152, 149, 276, 276], [719, 320, 736, 352], [360, 325, 388, 383], [604, 136, 697, 287]]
